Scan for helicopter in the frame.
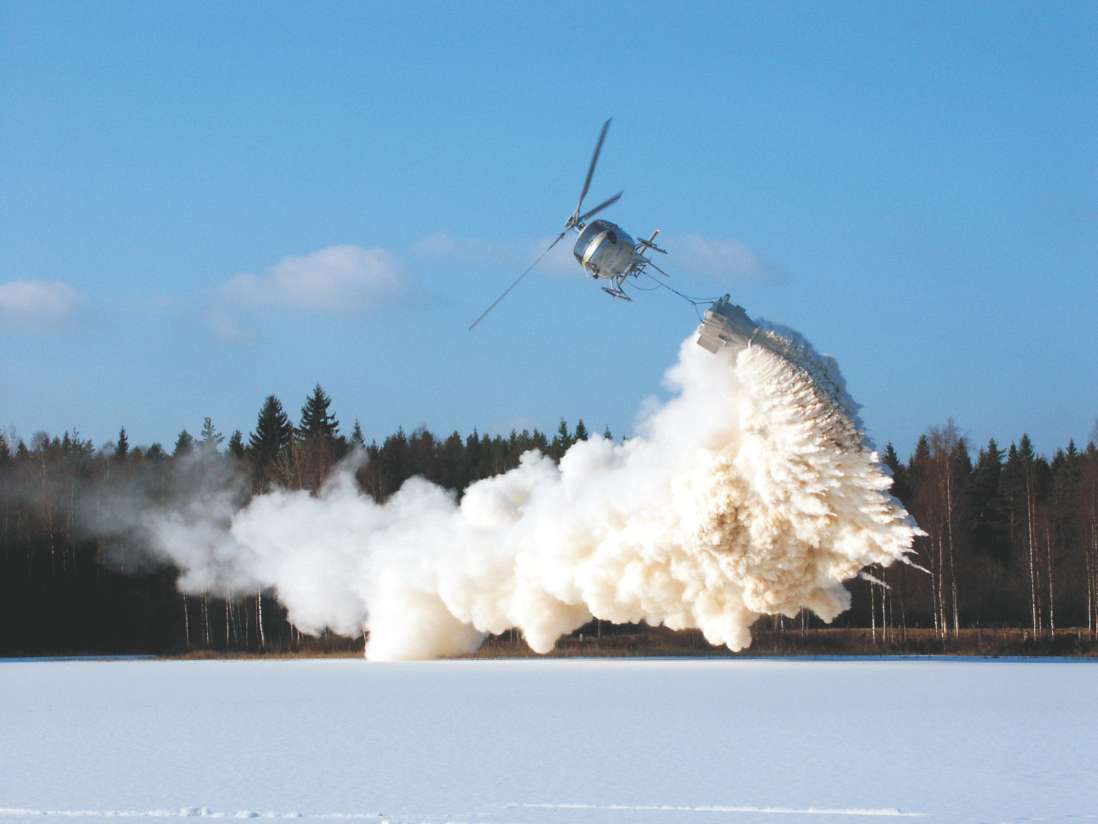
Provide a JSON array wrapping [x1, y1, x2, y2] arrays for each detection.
[[469, 119, 672, 331]]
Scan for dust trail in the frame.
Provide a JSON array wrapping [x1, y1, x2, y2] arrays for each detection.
[[129, 315, 921, 660]]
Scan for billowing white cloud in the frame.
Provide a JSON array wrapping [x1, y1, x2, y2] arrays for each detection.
[[0, 280, 82, 322], [221, 245, 404, 311]]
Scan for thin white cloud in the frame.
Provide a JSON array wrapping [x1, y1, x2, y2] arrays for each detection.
[[412, 233, 505, 265], [203, 307, 256, 344], [414, 232, 578, 278], [529, 235, 580, 277], [669, 234, 779, 282], [221, 245, 405, 311], [414, 231, 779, 283], [0, 280, 82, 322]]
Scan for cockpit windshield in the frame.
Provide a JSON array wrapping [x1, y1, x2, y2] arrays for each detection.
[[573, 220, 614, 262]]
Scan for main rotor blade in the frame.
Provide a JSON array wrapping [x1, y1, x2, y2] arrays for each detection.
[[577, 191, 622, 225], [468, 233, 566, 331], [576, 118, 612, 216]]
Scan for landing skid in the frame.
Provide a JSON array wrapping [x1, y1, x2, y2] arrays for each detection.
[[602, 286, 632, 301]]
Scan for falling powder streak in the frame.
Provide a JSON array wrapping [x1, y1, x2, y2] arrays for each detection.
[[133, 318, 922, 660]]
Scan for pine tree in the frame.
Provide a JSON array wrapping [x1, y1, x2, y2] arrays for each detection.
[[227, 430, 245, 459], [574, 419, 590, 441], [199, 417, 224, 451], [173, 430, 195, 456], [602, 425, 613, 442], [298, 384, 340, 441], [249, 395, 294, 464], [115, 427, 129, 460]]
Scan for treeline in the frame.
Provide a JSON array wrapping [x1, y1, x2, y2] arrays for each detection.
[[1, 386, 1096, 656], [840, 422, 1098, 646], [0, 385, 602, 655]]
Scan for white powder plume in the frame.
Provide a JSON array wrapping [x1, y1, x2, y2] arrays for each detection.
[[138, 318, 921, 660]]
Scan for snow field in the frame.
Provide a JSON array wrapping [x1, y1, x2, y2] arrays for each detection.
[[1, 658, 1095, 823]]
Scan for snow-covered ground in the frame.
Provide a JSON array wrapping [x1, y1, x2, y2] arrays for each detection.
[[1, 658, 1094, 823]]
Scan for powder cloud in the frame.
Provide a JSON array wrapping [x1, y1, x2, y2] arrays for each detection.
[[120, 316, 920, 660]]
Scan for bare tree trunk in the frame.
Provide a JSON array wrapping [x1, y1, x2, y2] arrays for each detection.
[[1086, 536, 1094, 637], [944, 469, 959, 638], [899, 564, 908, 641], [256, 591, 266, 649], [869, 578, 877, 645], [202, 595, 210, 646], [1026, 476, 1038, 636], [937, 532, 947, 639], [182, 595, 191, 649], [1088, 506, 1098, 639], [1045, 524, 1055, 639], [883, 572, 893, 644], [1092, 526, 1098, 638], [928, 536, 940, 638]]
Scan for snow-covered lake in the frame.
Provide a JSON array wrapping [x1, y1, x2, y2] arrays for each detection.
[[1, 658, 1094, 823]]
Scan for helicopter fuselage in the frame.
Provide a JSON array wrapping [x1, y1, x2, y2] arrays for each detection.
[[573, 219, 638, 280]]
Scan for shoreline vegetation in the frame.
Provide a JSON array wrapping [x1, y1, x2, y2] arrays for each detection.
[[6, 626, 1098, 661], [175, 625, 1098, 660], [72, 625, 1098, 660]]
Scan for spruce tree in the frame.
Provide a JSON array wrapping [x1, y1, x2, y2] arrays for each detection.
[[250, 395, 294, 464], [115, 427, 129, 460], [907, 434, 931, 492], [227, 430, 245, 459], [882, 442, 910, 504], [574, 419, 589, 441], [1018, 433, 1037, 466], [298, 384, 340, 440], [551, 419, 572, 461], [173, 430, 194, 456], [971, 438, 1008, 559], [0, 433, 9, 465]]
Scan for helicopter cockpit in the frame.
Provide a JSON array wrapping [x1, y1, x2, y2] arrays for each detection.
[[573, 220, 617, 264]]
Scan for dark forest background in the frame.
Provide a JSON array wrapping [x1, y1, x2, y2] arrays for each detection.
[[2, 384, 1097, 656]]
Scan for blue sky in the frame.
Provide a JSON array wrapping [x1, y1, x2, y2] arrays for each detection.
[[2, 1, 1095, 456]]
